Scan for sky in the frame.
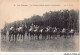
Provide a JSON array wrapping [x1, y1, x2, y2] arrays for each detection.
[[0, 0, 79, 29]]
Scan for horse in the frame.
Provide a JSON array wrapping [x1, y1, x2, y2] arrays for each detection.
[[33, 26, 41, 40], [9, 27, 18, 42], [17, 27, 22, 39], [18, 25, 26, 40], [45, 26, 53, 40], [28, 26, 35, 40], [59, 28, 69, 38], [1, 29, 6, 40], [9, 27, 14, 41], [41, 27, 47, 40], [51, 27, 58, 39], [68, 29, 75, 37]]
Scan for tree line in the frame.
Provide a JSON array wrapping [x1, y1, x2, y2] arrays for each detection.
[[3, 9, 79, 32]]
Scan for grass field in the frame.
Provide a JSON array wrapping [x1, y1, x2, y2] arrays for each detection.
[[1, 33, 79, 52]]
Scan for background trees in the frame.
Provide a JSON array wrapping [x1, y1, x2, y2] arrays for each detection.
[[3, 9, 79, 32]]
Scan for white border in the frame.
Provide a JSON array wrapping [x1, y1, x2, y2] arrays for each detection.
[[0, 52, 80, 55], [79, 0, 80, 52], [0, 0, 80, 55]]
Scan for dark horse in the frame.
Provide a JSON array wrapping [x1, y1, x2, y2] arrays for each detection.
[[9, 27, 18, 42], [68, 29, 75, 37], [59, 28, 70, 38], [41, 27, 47, 40], [33, 27, 41, 40], [1, 29, 7, 40], [19, 27, 25, 40], [28, 29, 35, 40]]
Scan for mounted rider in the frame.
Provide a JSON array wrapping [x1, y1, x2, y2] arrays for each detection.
[[29, 23, 35, 32]]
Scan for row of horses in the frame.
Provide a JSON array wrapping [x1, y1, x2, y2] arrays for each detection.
[[1, 25, 75, 42]]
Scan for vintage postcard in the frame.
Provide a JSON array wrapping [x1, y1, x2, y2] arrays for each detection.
[[0, 0, 79, 52]]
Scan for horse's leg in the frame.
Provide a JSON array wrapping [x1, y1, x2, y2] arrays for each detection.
[[42, 34, 44, 40], [1, 34, 2, 40], [27, 32, 29, 40], [55, 33, 57, 39], [4, 34, 6, 40], [37, 34, 39, 40], [47, 34, 49, 40], [64, 34, 66, 38], [72, 33, 74, 37], [69, 33, 71, 38], [35, 34, 37, 40], [13, 34, 14, 40], [36, 34, 38, 40], [29, 33, 30, 40], [42, 35, 44, 40], [51, 34, 52, 39], [30, 34, 32, 40], [2, 34, 4, 40], [52, 34, 54, 39], [61, 33, 63, 37], [43, 36, 45, 40], [5, 35, 6, 40], [18, 34, 19, 39], [53, 33, 56, 39], [53, 33, 55, 39], [55, 34, 57, 39], [50, 34, 51, 40], [46, 34, 47, 40], [9, 35, 11, 41], [23, 34, 24, 41], [32, 34, 34, 40], [15, 35, 17, 42], [30, 35, 32, 40], [44, 35, 46, 40], [21, 34, 22, 39], [13, 34, 15, 41], [23, 33, 25, 41], [59, 33, 61, 37], [42, 34, 43, 40], [51, 33, 53, 39], [64, 33, 67, 39], [49, 34, 50, 39], [65, 35, 67, 38], [33, 33, 35, 40], [35, 35, 37, 40]]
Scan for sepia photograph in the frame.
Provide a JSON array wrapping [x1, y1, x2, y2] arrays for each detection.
[[0, 0, 79, 52]]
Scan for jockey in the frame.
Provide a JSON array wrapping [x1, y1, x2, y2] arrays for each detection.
[[46, 26, 50, 32], [70, 29, 74, 33], [35, 25, 39, 29], [62, 28, 66, 33], [17, 26, 22, 32], [54, 27, 57, 31], [29, 24, 35, 32], [40, 28, 43, 33], [10, 26, 14, 30], [52, 27, 57, 32]]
